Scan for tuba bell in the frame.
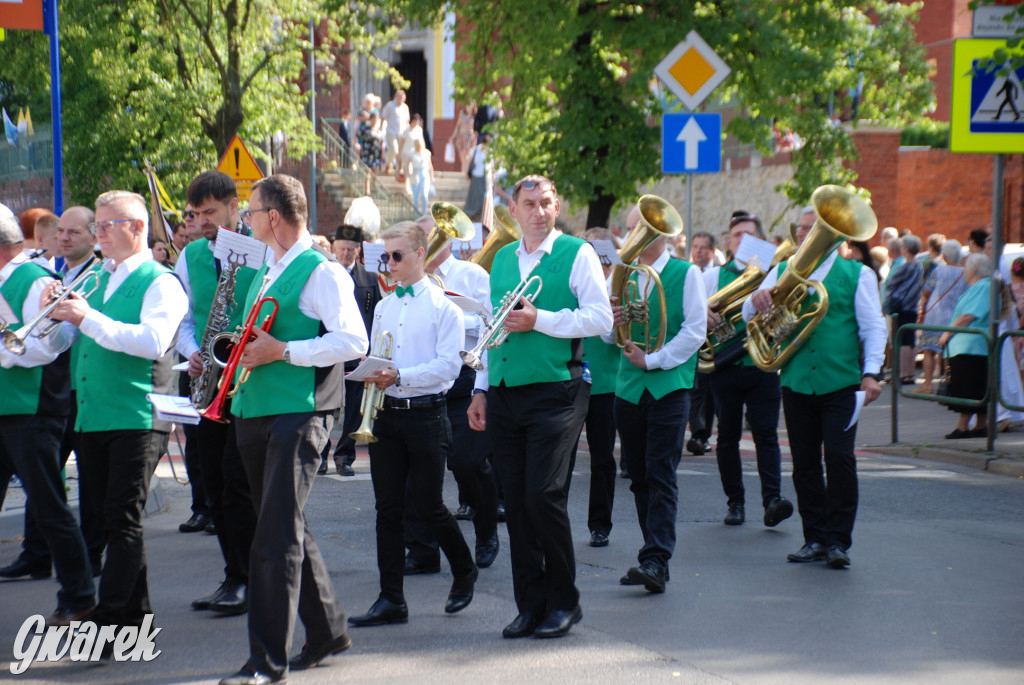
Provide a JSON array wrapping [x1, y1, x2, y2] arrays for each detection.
[[610, 195, 684, 353], [471, 205, 521, 273], [743, 185, 878, 372]]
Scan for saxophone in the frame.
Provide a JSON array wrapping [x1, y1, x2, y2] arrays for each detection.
[[190, 248, 249, 409]]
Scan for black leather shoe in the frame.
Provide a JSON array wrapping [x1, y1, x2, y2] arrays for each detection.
[[724, 502, 745, 526], [763, 497, 794, 527], [209, 582, 248, 615], [534, 605, 582, 638], [179, 512, 211, 533], [826, 545, 851, 569], [496, 501, 506, 522], [193, 580, 244, 610], [445, 566, 478, 614], [0, 557, 51, 580], [205, 521, 218, 535], [624, 562, 668, 593], [348, 597, 409, 627], [502, 612, 538, 638], [475, 533, 499, 568], [289, 632, 352, 670], [619, 572, 642, 585], [685, 437, 706, 456], [403, 556, 441, 575], [219, 665, 283, 685], [454, 504, 474, 520], [338, 463, 355, 477], [787, 541, 827, 563], [317, 459, 328, 475], [589, 530, 609, 547]]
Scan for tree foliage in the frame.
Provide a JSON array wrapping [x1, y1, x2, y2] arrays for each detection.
[[0, 0, 405, 206], [967, 1, 1024, 76], [407, 0, 934, 226]]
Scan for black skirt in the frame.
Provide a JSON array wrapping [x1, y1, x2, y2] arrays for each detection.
[[947, 354, 989, 414]]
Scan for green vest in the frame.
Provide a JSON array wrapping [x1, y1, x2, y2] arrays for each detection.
[[717, 261, 757, 367], [183, 238, 259, 346], [76, 260, 175, 432], [0, 261, 52, 414], [232, 249, 338, 418], [583, 336, 620, 395], [615, 258, 696, 403], [778, 256, 863, 395], [487, 235, 584, 387], [68, 259, 104, 393]]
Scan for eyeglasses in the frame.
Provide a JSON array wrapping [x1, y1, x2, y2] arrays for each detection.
[[379, 249, 415, 265], [183, 210, 199, 220], [87, 219, 135, 234], [239, 207, 271, 225], [513, 179, 557, 196]]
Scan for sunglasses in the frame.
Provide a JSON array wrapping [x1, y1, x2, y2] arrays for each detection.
[[513, 179, 557, 196], [379, 249, 415, 265]]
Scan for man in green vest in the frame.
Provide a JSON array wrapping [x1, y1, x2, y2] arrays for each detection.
[[48, 189, 188, 638], [220, 174, 368, 685], [744, 206, 885, 569], [467, 175, 612, 639], [175, 170, 259, 616], [0, 214, 96, 625], [610, 228, 706, 594], [704, 212, 793, 528]]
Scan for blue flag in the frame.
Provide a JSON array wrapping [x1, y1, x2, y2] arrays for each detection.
[[2, 108, 18, 147]]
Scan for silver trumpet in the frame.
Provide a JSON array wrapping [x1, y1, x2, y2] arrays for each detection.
[[460, 275, 543, 371], [349, 329, 395, 443], [2, 268, 100, 355]]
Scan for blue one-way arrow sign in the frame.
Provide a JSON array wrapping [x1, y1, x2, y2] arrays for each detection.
[[662, 113, 722, 174]]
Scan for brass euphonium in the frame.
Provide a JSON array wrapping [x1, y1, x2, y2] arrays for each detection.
[[744, 185, 878, 372], [349, 329, 394, 444], [471, 205, 522, 273], [611, 194, 684, 353], [697, 232, 797, 373]]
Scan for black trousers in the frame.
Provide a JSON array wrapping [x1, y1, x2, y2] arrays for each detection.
[[615, 388, 689, 570], [781, 386, 859, 550], [489, 378, 589, 615], [370, 402, 475, 603], [179, 368, 209, 516], [333, 362, 364, 465], [709, 364, 783, 508], [586, 392, 617, 535], [688, 370, 715, 442], [197, 410, 257, 585], [235, 411, 347, 680], [0, 415, 95, 611], [77, 428, 165, 627]]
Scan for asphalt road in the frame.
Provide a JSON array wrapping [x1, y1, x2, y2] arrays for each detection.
[[1, 429, 1023, 684]]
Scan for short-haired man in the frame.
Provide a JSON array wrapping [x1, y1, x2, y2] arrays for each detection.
[[31, 212, 61, 269], [689, 232, 716, 272], [220, 174, 367, 685], [704, 211, 793, 528], [172, 221, 190, 253], [468, 175, 613, 638], [382, 89, 410, 176], [685, 231, 718, 456]]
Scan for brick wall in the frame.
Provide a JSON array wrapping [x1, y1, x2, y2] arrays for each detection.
[[847, 128, 901, 233], [0, 176, 57, 216]]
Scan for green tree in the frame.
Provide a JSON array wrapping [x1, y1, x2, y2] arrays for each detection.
[[0, 0, 405, 205], [408, 0, 934, 227]]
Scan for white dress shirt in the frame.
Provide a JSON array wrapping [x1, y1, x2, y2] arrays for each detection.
[[264, 232, 368, 368], [741, 252, 886, 374], [61, 255, 99, 286], [0, 253, 66, 369], [433, 253, 490, 348], [371, 276, 464, 398], [601, 249, 707, 370]]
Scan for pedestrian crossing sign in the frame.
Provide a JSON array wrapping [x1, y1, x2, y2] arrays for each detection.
[[950, 38, 1024, 153]]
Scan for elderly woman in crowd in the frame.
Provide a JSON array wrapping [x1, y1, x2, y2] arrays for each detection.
[[938, 254, 995, 439], [917, 240, 967, 394], [884, 234, 924, 385]]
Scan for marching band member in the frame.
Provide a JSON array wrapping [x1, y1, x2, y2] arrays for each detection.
[[348, 221, 478, 628], [0, 215, 96, 624], [220, 175, 366, 685], [175, 171, 259, 615], [610, 229, 705, 594], [467, 175, 612, 639], [48, 190, 188, 638], [704, 212, 793, 528]]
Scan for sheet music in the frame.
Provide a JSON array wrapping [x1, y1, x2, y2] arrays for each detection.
[[146, 393, 202, 425], [447, 294, 493, 319], [171, 361, 189, 372], [588, 239, 623, 266], [344, 355, 397, 382], [214, 227, 267, 267], [734, 233, 778, 272], [844, 391, 866, 431], [362, 242, 387, 273]]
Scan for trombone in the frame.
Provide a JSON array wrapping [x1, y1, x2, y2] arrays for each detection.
[[349, 329, 394, 443], [2, 268, 101, 355], [460, 275, 543, 371]]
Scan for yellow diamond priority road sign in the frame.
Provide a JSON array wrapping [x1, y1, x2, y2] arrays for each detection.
[[654, 30, 730, 111]]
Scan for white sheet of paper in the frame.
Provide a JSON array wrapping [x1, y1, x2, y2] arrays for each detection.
[[844, 390, 866, 431], [344, 355, 397, 382], [447, 294, 492, 319], [734, 233, 778, 272], [0, 292, 17, 325], [171, 361, 189, 372], [589, 239, 623, 266], [214, 227, 267, 268], [362, 242, 387, 273], [146, 393, 202, 425]]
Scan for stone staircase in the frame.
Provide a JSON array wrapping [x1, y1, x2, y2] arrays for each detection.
[[375, 170, 471, 212]]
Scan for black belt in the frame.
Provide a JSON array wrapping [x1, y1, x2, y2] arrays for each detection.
[[383, 393, 446, 410]]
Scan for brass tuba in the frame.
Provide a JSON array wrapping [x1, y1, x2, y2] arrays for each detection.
[[697, 232, 797, 373], [744, 185, 878, 372], [426, 201, 475, 288], [471, 205, 522, 273], [611, 195, 684, 353]]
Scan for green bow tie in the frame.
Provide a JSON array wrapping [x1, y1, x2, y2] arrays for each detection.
[[395, 284, 416, 298]]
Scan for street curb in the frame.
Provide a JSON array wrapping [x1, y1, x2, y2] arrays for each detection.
[[867, 444, 1024, 479]]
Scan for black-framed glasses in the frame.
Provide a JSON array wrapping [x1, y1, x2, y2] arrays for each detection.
[[379, 249, 414, 265], [182, 210, 200, 220], [513, 179, 556, 196], [240, 207, 271, 225], [86, 219, 134, 234]]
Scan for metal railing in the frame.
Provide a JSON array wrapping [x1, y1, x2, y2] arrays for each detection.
[[996, 329, 1024, 413], [0, 129, 53, 183], [317, 117, 416, 229]]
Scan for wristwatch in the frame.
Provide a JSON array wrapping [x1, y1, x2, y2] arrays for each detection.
[[282, 344, 291, 364], [861, 372, 882, 382], [395, 370, 401, 387], [472, 388, 487, 396]]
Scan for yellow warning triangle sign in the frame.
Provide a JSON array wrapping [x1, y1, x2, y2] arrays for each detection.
[[217, 135, 264, 183]]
